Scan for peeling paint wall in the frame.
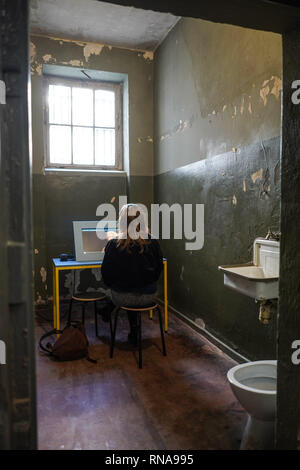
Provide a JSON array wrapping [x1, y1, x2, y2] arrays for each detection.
[[154, 18, 282, 175], [31, 35, 154, 304], [154, 18, 282, 359]]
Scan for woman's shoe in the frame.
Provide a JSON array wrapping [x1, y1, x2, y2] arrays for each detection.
[[98, 301, 114, 323]]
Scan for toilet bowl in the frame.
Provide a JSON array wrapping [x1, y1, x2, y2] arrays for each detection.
[[227, 360, 277, 450]]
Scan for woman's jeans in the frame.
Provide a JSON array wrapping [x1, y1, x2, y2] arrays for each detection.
[[109, 290, 157, 334]]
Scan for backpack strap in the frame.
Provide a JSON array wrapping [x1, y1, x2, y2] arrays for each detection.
[[39, 328, 62, 355], [86, 355, 97, 364]]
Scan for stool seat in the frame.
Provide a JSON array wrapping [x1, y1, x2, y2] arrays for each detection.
[[68, 292, 109, 337], [72, 293, 106, 302], [121, 303, 158, 312], [110, 304, 166, 368]]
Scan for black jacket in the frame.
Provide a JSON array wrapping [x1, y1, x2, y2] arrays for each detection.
[[101, 237, 163, 293]]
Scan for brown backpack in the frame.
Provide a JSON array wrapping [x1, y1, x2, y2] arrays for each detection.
[[39, 321, 96, 363]]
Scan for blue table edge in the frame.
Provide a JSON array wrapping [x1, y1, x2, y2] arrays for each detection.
[[52, 257, 167, 268]]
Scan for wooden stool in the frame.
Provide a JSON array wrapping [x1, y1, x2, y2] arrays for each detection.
[[68, 292, 109, 337], [110, 303, 167, 369]]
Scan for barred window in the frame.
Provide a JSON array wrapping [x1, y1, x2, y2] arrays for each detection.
[[44, 76, 122, 170]]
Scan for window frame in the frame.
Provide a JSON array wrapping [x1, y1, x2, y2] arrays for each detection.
[[43, 75, 123, 171]]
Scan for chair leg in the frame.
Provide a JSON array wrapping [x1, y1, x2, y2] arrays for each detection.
[[67, 298, 73, 325], [138, 312, 142, 369], [82, 303, 86, 324], [109, 310, 113, 341], [110, 307, 119, 358], [94, 301, 98, 337], [157, 305, 167, 356]]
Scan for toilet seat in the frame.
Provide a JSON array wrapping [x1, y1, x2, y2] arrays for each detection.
[[227, 360, 277, 449], [227, 360, 277, 395]]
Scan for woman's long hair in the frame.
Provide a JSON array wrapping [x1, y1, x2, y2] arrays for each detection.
[[117, 204, 150, 253]]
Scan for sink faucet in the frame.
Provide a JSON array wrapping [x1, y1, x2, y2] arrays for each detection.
[[265, 228, 280, 241]]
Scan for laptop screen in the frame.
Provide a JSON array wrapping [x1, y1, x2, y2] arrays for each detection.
[[81, 228, 115, 254], [73, 221, 118, 262]]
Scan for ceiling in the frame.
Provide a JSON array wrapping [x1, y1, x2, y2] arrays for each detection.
[[96, 0, 300, 34], [30, 0, 180, 51]]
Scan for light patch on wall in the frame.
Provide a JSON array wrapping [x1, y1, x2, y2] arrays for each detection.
[[180, 265, 184, 281], [232, 195, 237, 206], [160, 133, 171, 141], [62, 59, 83, 67], [34, 64, 43, 76], [137, 136, 153, 143], [160, 117, 194, 142], [30, 41, 42, 76], [35, 294, 46, 305], [64, 272, 75, 295], [260, 84, 270, 106], [270, 76, 282, 99], [251, 168, 263, 183], [83, 43, 105, 62], [140, 51, 154, 61], [42, 54, 55, 63], [242, 180, 247, 192], [40, 267, 47, 283], [91, 268, 102, 282], [260, 76, 282, 106], [30, 42, 36, 62], [195, 317, 205, 329], [240, 96, 245, 115]]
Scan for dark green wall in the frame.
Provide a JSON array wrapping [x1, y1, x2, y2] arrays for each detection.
[[154, 18, 282, 360], [154, 137, 280, 359]]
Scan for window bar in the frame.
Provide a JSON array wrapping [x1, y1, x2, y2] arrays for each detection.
[[47, 84, 50, 166], [114, 90, 117, 167], [70, 86, 73, 165], [93, 89, 95, 166], [104, 128, 107, 165]]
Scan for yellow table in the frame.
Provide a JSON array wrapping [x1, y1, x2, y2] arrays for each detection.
[[52, 258, 168, 332]]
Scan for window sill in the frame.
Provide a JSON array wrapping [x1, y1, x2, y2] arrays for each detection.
[[44, 167, 127, 177]]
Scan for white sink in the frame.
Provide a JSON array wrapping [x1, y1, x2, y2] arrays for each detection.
[[218, 239, 279, 300]]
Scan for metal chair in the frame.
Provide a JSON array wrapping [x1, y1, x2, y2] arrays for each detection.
[[110, 303, 167, 369]]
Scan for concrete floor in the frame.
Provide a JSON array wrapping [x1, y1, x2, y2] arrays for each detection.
[[36, 306, 246, 450]]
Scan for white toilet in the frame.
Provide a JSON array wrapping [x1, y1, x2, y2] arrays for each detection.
[[227, 360, 277, 450]]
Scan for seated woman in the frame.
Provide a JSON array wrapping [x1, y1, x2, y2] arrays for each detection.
[[101, 203, 163, 345]]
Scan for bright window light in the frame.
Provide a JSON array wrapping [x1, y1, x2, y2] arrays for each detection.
[[47, 79, 121, 169]]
